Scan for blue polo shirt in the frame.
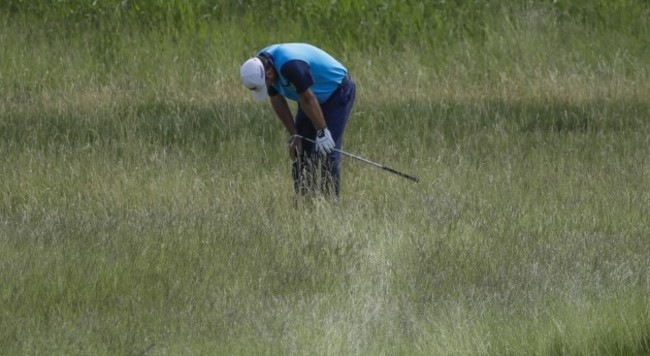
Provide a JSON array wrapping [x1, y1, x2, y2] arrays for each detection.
[[257, 43, 347, 104]]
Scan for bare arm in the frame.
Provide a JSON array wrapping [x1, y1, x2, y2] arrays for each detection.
[[270, 94, 303, 159], [269, 95, 297, 135], [297, 89, 327, 130]]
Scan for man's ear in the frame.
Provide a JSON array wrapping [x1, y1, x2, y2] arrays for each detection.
[[265, 67, 275, 81]]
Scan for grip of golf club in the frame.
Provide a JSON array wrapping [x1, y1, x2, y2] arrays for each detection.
[[382, 167, 420, 182]]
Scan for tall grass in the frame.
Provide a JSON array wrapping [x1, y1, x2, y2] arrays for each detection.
[[1, 1, 650, 354], [3, 0, 648, 49]]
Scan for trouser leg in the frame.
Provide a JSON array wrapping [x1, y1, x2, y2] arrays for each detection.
[[292, 79, 356, 197]]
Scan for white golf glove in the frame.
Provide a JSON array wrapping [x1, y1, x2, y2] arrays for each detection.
[[315, 128, 335, 154]]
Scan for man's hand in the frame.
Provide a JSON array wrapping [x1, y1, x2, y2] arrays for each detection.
[[288, 134, 302, 160], [315, 128, 335, 154]]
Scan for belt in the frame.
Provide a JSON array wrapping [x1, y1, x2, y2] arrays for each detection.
[[337, 74, 351, 90]]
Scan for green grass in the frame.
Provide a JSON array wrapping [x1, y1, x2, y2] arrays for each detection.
[[1, 1, 650, 354]]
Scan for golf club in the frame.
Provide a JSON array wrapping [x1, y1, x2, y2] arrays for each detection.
[[299, 136, 419, 183]]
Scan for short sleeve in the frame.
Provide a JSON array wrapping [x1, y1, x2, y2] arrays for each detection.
[[280, 60, 313, 94]]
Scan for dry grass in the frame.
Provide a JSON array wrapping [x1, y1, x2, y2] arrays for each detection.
[[1, 6, 649, 354]]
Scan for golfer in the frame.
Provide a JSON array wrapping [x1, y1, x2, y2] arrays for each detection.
[[240, 43, 356, 198]]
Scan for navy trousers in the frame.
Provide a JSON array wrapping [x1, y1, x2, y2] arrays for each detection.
[[292, 76, 356, 197]]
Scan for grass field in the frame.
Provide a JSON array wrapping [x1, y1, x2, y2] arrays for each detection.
[[1, 1, 649, 354]]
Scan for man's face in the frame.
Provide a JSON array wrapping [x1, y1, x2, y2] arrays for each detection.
[[265, 66, 276, 87]]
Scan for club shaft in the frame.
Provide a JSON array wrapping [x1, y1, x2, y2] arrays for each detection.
[[298, 136, 419, 183]]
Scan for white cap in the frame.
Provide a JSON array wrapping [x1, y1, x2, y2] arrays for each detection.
[[240, 57, 267, 101]]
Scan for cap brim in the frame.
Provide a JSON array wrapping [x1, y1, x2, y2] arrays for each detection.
[[251, 86, 268, 101]]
